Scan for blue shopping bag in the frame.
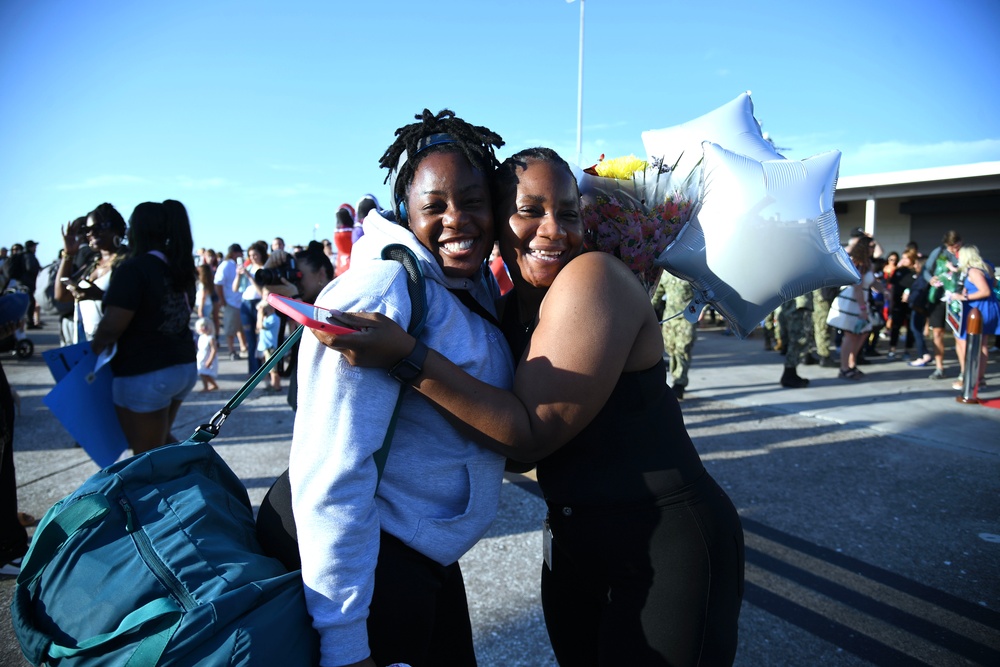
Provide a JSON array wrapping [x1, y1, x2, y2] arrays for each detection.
[[43, 346, 128, 467], [42, 308, 90, 382], [42, 343, 91, 383]]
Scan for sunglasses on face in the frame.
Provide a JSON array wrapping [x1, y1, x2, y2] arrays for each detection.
[[86, 221, 115, 233]]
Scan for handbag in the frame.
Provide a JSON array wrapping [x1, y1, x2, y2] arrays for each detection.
[[827, 287, 869, 334]]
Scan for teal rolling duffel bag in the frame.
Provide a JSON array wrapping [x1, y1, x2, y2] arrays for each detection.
[[11, 328, 319, 666]]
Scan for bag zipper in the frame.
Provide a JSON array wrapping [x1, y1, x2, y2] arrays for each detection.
[[120, 497, 197, 610]]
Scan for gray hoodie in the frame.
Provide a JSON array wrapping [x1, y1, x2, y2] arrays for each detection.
[[290, 213, 515, 666]]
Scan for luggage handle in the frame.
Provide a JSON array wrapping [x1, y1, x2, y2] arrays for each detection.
[[13, 591, 181, 665], [17, 495, 112, 586], [47, 598, 181, 662], [14, 494, 182, 665], [200, 325, 304, 436]]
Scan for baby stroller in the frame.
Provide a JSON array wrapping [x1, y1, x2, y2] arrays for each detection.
[[0, 289, 34, 359]]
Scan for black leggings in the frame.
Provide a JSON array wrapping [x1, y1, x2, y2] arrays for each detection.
[[541, 473, 744, 666], [888, 306, 913, 350], [366, 531, 477, 667]]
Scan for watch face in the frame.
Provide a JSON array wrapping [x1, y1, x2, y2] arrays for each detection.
[[390, 359, 422, 384], [389, 340, 428, 384]]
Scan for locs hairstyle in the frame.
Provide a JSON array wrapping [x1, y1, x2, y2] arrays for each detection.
[[377, 109, 504, 224]]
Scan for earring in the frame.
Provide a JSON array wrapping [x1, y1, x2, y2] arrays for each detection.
[[113, 235, 122, 248]]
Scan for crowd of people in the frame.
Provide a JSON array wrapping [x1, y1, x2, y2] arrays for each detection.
[[1, 107, 997, 666], [723, 228, 999, 392]]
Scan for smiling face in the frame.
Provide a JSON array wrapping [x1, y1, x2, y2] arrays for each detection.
[[498, 158, 583, 291], [406, 150, 494, 278], [85, 213, 118, 251]]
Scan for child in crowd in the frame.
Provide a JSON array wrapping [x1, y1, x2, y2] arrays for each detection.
[[256, 291, 282, 392], [195, 317, 219, 392]]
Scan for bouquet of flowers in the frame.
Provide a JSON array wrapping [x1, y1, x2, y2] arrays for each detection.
[[580, 154, 698, 295]]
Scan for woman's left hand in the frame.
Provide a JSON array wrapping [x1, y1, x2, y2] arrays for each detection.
[[67, 282, 103, 302], [310, 311, 415, 369]]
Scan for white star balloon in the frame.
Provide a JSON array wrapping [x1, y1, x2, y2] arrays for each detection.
[[642, 92, 783, 183], [656, 142, 860, 338]]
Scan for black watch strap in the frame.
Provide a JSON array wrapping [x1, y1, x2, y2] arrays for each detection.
[[388, 340, 429, 385]]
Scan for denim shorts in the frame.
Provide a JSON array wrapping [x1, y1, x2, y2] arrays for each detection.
[[222, 305, 241, 336], [112, 363, 198, 413]]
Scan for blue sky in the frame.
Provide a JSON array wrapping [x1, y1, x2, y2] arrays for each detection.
[[3, 0, 998, 261]]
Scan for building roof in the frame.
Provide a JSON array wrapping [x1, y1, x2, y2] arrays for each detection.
[[835, 161, 1000, 201]]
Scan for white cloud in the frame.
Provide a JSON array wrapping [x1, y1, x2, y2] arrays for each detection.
[[176, 176, 238, 190], [778, 136, 1000, 176], [55, 174, 148, 190], [843, 139, 1000, 175], [582, 120, 629, 132], [253, 183, 333, 198], [268, 163, 320, 174]]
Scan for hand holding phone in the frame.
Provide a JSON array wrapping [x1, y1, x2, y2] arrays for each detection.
[[267, 293, 357, 335]]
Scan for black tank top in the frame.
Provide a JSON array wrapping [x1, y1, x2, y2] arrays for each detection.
[[535, 359, 706, 507]]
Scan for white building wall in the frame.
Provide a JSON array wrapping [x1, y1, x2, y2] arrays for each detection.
[[836, 197, 912, 253]]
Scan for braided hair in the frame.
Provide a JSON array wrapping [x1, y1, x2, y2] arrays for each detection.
[[492, 147, 578, 212], [378, 109, 504, 223]]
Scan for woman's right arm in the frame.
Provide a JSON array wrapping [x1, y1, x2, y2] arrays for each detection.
[[331, 253, 660, 461]]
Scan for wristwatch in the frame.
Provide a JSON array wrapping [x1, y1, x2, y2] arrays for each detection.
[[388, 340, 429, 385]]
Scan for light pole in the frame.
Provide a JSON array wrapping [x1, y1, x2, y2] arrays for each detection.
[[567, 0, 584, 165]]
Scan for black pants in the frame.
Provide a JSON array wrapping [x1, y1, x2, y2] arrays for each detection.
[[0, 361, 28, 561], [367, 531, 477, 667], [541, 473, 744, 666]]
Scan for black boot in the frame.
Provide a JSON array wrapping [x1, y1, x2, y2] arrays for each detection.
[[672, 384, 685, 400], [780, 366, 810, 388]]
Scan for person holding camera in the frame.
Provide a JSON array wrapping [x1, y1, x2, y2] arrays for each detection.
[[263, 241, 333, 411]]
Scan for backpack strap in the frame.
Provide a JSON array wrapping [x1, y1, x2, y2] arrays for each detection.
[[448, 287, 500, 329], [372, 244, 427, 480], [197, 325, 304, 438], [381, 243, 427, 338]]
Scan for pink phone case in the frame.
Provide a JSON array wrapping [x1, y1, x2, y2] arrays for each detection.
[[267, 294, 357, 335]]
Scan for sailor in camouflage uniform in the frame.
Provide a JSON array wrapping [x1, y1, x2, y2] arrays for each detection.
[[652, 271, 697, 399], [812, 288, 838, 367], [779, 293, 812, 388]]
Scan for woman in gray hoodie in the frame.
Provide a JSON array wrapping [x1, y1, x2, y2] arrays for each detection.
[[290, 109, 514, 667]]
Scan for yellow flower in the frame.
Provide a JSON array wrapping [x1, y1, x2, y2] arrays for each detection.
[[595, 155, 648, 179]]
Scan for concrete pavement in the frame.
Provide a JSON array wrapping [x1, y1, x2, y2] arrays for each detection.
[[1, 321, 998, 665]]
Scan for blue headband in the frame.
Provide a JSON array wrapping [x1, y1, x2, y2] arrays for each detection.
[[388, 133, 457, 210]]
